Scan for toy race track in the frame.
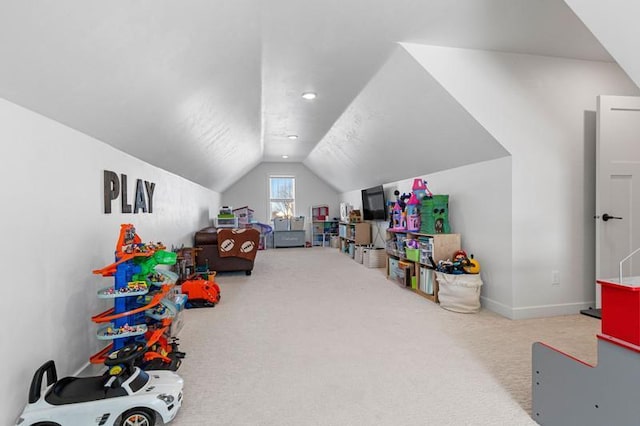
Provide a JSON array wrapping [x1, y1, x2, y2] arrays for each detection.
[[90, 224, 186, 371]]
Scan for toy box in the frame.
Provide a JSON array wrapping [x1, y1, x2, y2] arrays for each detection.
[[233, 206, 254, 226]]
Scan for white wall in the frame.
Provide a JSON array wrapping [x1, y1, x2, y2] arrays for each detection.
[[340, 157, 514, 316], [222, 162, 340, 241], [404, 44, 640, 318], [0, 98, 220, 424]]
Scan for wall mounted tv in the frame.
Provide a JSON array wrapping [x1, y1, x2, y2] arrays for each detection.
[[361, 185, 387, 221]]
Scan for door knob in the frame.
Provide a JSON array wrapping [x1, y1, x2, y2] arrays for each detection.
[[602, 213, 623, 222]]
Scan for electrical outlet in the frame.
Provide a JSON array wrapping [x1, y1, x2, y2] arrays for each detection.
[[551, 270, 560, 286]]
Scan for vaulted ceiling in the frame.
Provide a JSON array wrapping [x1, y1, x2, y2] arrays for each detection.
[[0, 0, 615, 192]]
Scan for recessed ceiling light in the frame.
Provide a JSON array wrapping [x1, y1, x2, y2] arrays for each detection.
[[287, 135, 298, 140], [301, 92, 317, 100], [282, 155, 289, 159]]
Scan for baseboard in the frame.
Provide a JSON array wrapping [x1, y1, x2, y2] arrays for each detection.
[[74, 361, 91, 376], [480, 296, 514, 319], [511, 302, 595, 320], [76, 361, 107, 377], [481, 297, 596, 320]]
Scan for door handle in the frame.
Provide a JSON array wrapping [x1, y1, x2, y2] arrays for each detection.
[[602, 213, 623, 222]]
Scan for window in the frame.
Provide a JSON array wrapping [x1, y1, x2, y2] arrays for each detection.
[[269, 176, 295, 220]]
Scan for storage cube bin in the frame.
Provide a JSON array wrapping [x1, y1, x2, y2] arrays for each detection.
[[312, 205, 329, 220], [419, 266, 435, 294], [339, 224, 347, 238], [363, 248, 386, 268], [354, 245, 365, 263], [405, 248, 419, 262], [388, 257, 399, 271]]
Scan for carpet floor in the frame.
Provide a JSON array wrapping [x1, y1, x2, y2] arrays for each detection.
[[168, 248, 599, 425]]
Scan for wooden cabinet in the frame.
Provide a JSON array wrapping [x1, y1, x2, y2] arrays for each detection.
[[385, 230, 460, 303]]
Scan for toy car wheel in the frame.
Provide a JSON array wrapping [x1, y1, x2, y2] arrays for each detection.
[[119, 408, 155, 426]]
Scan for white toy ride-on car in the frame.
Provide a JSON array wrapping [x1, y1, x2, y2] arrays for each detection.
[[15, 343, 183, 426]]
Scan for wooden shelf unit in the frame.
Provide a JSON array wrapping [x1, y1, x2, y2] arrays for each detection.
[[338, 222, 371, 245], [385, 230, 460, 302], [312, 220, 339, 247], [310, 205, 338, 247]]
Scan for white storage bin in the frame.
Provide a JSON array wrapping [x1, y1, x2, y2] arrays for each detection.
[[273, 218, 289, 231], [290, 216, 305, 230], [435, 272, 483, 313]]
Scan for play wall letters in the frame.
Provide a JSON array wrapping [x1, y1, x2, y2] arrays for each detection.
[[104, 170, 156, 214]]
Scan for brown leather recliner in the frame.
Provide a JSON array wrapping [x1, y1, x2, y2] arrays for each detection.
[[194, 227, 260, 275]]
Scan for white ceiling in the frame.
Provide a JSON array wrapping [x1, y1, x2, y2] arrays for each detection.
[[564, 0, 640, 89], [0, 0, 613, 192]]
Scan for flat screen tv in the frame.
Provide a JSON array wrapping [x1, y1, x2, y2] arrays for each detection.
[[361, 185, 387, 221]]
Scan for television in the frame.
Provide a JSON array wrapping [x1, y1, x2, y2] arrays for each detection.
[[361, 185, 387, 221]]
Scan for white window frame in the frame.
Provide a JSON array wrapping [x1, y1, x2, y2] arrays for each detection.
[[269, 175, 296, 220]]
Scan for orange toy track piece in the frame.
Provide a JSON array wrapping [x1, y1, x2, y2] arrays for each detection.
[[92, 252, 147, 277], [143, 324, 172, 363], [91, 285, 172, 323], [93, 223, 165, 276], [116, 224, 142, 254]]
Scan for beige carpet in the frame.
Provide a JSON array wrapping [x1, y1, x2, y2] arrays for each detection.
[[169, 248, 599, 425]]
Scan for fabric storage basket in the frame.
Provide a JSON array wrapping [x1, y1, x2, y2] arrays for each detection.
[[363, 247, 386, 268], [435, 272, 483, 313], [354, 245, 365, 263]]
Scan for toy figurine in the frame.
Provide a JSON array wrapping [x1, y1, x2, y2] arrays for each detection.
[[393, 190, 411, 210], [391, 200, 405, 230]]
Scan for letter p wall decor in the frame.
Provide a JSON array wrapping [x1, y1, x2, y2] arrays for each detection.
[[103, 170, 156, 214]]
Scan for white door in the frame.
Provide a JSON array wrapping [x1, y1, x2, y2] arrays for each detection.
[[596, 95, 640, 307]]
